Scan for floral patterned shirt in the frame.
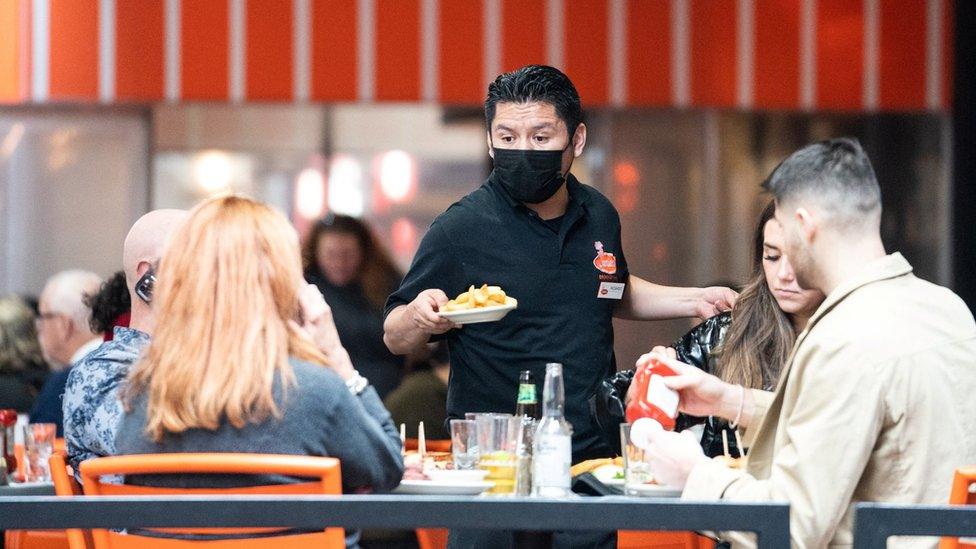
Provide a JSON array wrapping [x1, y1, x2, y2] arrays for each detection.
[[62, 327, 150, 473]]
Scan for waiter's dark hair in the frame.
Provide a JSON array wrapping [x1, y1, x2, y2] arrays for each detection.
[[484, 65, 583, 134]]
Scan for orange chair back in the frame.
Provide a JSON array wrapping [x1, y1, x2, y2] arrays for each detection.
[[617, 531, 713, 549], [416, 528, 448, 549], [940, 466, 976, 549], [79, 453, 345, 549], [404, 439, 452, 453], [49, 452, 92, 549]]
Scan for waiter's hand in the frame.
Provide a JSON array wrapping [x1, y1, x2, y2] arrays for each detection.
[[626, 346, 676, 405], [696, 286, 738, 320], [643, 429, 708, 489], [408, 289, 460, 334]]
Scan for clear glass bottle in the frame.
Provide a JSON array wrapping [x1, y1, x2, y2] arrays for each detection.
[[531, 363, 573, 497]]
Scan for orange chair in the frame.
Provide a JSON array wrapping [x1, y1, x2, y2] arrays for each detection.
[[416, 527, 449, 549], [940, 466, 976, 549], [617, 531, 714, 549], [78, 453, 345, 549], [49, 452, 93, 549], [404, 439, 452, 453]]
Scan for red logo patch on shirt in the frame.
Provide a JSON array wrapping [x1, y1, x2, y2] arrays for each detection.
[[593, 241, 617, 275]]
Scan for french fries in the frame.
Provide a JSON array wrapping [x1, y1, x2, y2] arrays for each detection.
[[441, 284, 508, 312]]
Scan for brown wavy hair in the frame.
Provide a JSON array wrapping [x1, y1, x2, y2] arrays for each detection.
[[125, 195, 329, 442], [301, 214, 401, 312], [712, 201, 796, 389]]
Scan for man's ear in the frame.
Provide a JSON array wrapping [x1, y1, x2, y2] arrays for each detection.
[[135, 259, 153, 279], [796, 207, 817, 244], [572, 124, 587, 158], [486, 131, 494, 159]]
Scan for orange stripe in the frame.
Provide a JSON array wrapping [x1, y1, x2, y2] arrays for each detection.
[[0, 0, 21, 102], [312, 0, 357, 101], [181, 0, 228, 100], [500, 0, 545, 73], [375, 0, 421, 101], [439, 0, 483, 104], [754, 0, 800, 109], [115, 0, 164, 101], [879, 0, 926, 110], [565, 0, 608, 105], [49, 0, 98, 100], [816, 0, 863, 111], [626, 0, 670, 106], [690, 0, 737, 108], [942, 0, 953, 109], [247, 0, 292, 100]]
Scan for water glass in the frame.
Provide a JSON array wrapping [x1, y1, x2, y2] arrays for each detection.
[[23, 423, 55, 482], [620, 423, 653, 495], [450, 419, 479, 470], [475, 413, 520, 495]]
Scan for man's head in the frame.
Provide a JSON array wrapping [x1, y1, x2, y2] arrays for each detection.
[[763, 138, 883, 289], [122, 209, 188, 318], [484, 65, 587, 202], [36, 270, 102, 368]]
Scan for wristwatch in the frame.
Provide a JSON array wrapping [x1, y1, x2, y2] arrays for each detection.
[[345, 371, 369, 396]]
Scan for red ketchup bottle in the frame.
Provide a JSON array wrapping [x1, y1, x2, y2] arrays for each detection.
[[0, 409, 17, 475], [625, 358, 680, 448]]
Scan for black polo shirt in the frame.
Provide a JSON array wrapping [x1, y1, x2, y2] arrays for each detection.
[[385, 173, 629, 461]]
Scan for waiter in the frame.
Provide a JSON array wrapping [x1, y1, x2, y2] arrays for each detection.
[[384, 65, 736, 462]]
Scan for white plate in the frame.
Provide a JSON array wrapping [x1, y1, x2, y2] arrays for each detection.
[[625, 483, 682, 498], [437, 297, 517, 325], [394, 479, 494, 495]]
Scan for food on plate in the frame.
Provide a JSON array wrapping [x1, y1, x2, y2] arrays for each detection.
[[713, 455, 745, 469], [570, 457, 624, 477], [441, 284, 508, 312], [402, 451, 454, 481]]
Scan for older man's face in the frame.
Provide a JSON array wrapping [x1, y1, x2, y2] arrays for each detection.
[[34, 290, 67, 367]]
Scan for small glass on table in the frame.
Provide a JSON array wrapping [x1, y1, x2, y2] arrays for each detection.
[[475, 413, 520, 495], [23, 423, 56, 483], [450, 419, 478, 470], [620, 423, 654, 496]]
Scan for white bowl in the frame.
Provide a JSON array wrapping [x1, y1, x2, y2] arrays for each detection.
[[437, 297, 517, 325], [425, 469, 490, 483]]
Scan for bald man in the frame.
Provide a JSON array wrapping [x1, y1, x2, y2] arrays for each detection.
[[30, 270, 104, 434], [63, 209, 187, 473]]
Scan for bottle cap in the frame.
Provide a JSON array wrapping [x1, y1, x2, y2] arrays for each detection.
[[630, 417, 664, 450]]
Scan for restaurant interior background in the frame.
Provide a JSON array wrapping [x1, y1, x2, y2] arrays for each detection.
[[0, 0, 971, 369]]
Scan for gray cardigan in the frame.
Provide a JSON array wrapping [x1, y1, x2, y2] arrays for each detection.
[[115, 358, 404, 492]]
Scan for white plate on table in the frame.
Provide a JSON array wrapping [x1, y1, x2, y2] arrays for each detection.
[[393, 480, 494, 495], [625, 483, 682, 498], [437, 298, 517, 325]]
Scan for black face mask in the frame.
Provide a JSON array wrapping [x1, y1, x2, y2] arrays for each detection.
[[490, 140, 573, 204]]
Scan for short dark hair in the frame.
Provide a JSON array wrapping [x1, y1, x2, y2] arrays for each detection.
[[85, 270, 131, 334], [484, 65, 583, 134], [762, 137, 881, 220]]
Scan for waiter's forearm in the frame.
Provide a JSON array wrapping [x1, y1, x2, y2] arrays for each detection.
[[383, 305, 433, 355], [614, 275, 707, 320]]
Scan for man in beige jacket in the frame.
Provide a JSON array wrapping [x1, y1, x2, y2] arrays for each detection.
[[640, 138, 976, 548]]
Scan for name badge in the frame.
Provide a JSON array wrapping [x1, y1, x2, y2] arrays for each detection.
[[597, 282, 625, 300]]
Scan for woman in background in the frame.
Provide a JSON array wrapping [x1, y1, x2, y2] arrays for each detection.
[[116, 196, 403, 548], [0, 296, 48, 412], [302, 215, 404, 398], [593, 201, 825, 457]]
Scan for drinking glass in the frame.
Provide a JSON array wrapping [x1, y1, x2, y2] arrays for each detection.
[[620, 423, 653, 495], [475, 413, 520, 495], [450, 419, 479, 470], [23, 423, 55, 482]]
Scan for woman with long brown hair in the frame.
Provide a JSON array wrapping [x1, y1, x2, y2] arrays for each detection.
[[116, 196, 403, 545], [302, 215, 404, 398], [593, 201, 825, 457]]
